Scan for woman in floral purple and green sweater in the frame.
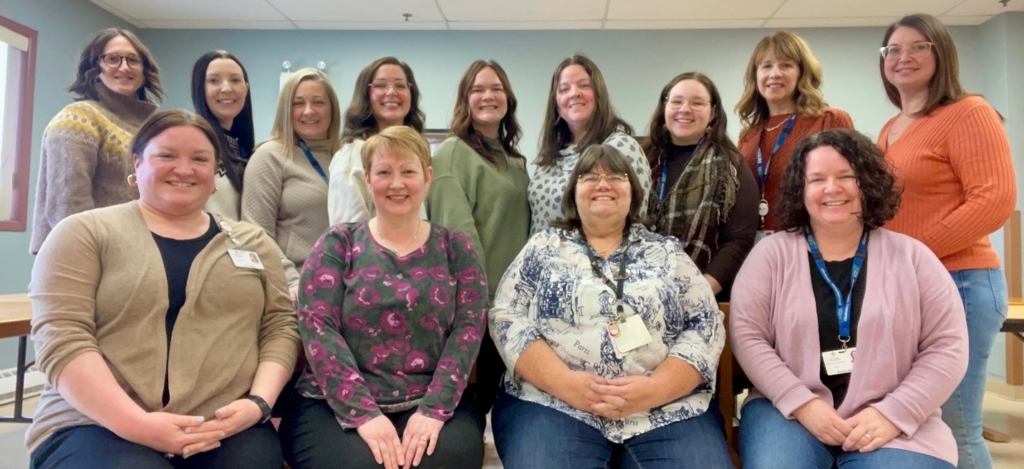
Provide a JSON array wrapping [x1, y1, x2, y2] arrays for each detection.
[[280, 126, 489, 469]]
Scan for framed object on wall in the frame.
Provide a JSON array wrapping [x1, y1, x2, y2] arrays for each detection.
[[424, 129, 449, 154]]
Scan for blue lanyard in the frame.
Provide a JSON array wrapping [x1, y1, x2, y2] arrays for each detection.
[[298, 140, 328, 184], [806, 230, 868, 348], [657, 136, 705, 203], [755, 114, 797, 195]]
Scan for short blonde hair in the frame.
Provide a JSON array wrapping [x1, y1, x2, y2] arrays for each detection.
[[360, 125, 431, 173]]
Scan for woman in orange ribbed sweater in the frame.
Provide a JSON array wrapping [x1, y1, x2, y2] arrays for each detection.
[[877, 14, 1016, 469], [736, 31, 853, 238]]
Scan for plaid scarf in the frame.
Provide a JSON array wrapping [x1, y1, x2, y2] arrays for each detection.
[[649, 144, 739, 271]]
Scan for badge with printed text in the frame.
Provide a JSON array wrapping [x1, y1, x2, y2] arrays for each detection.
[[228, 249, 264, 270], [610, 315, 653, 356], [821, 347, 856, 376]]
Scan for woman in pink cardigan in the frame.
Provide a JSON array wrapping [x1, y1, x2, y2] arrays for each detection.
[[730, 129, 967, 469]]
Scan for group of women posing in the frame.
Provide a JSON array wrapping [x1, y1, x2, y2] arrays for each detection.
[[27, 10, 1013, 469]]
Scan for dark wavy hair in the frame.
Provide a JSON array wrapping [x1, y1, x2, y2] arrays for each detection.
[[536, 54, 633, 166], [643, 71, 741, 169], [777, 129, 901, 233], [67, 28, 164, 103], [190, 50, 254, 192], [130, 109, 223, 168], [450, 60, 524, 165], [551, 144, 645, 234], [340, 57, 425, 145]]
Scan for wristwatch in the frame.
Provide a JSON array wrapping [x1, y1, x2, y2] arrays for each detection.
[[246, 395, 273, 424]]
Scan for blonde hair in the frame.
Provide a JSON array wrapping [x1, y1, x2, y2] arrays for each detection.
[[360, 125, 432, 174], [735, 31, 828, 138], [261, 68, 341, 155]]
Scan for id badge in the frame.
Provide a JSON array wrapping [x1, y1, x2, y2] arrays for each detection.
[[821, 347, 856, 376], [610, 315, 653, 356], [755, 230, 774, 244], [228, 249, 265, 270]]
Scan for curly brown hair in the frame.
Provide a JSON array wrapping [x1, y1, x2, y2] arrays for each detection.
[[777, 129, 901, 233]]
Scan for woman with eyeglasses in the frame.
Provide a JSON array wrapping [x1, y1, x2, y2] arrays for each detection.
[[490, 144, 731, 468], [643, 72, 758, 300], [328, 57, 427, 226], [876, 14, 1015, 469], [529, 54, 651, 235], [735, 31, 853, 240], [31, 28, 162, 254]]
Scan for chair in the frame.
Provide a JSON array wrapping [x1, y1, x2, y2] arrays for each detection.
[[717, 302, 745, 468]]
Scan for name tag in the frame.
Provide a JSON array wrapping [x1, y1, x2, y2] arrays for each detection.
[[228, 249, 264, 270], [821, 347, 856, 376], [755, 230, 774, 244], [610, 315, 653, 357]]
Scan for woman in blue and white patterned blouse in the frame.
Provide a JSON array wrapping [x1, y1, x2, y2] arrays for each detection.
[[489, 144, 732, 468]]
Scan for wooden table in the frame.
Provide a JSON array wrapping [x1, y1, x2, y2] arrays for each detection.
[[982, 301, 1024, 443], [0, 293, 32, 423]]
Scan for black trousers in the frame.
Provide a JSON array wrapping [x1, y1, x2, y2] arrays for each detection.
[[30, 422, 283, 469], [280, 391, 485, 469], [473, 330, 506, 418]]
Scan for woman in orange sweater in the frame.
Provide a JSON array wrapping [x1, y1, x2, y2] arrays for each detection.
[[877, 14, 1016, 469], [736, 31, 853, 239]]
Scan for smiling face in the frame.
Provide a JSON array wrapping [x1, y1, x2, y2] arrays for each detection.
[[468, 66, 507, 137], [133, 125, 217, 216], [755, 51, 799, 111], [204, 58, 248, 130], [369, 64, 412, 131], [365, 149, 432, 219], [555, 64, 596, 140], [804, 145, 863, 231], [664, 79, 713, 146], [576, 163, 632, 227], [291, 80, 332, 141], [883, 26, 936, 95], [98, 35, 144, 96]]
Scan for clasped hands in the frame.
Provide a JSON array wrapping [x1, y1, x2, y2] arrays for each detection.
[[792, 399, 900, 452], [559, 371, 665, 421], [130, 398, 263, 459], [356, 412, 444, 469]]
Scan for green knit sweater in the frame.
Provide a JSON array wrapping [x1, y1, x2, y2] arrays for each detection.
[[427, 136, 531, 297]]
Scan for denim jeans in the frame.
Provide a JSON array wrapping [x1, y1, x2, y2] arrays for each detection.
[[943, 268, 1007, 469], [739, 398, 953, 469], [491, 391, 733, 469]]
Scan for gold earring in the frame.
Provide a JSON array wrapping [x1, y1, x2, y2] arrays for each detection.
[[212, 186, 218, 194], [127, 173, 137, 187]]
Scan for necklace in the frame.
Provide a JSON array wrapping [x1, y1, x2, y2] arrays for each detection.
[[593, 238, 623, 258], [765, 113, 796, 132], [374, 219, 422, 255]]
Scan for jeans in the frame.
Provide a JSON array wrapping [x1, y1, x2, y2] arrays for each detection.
[[739, 398, 953, 469], [944, 268, 1007, 469], [491, 391, 733, 469]]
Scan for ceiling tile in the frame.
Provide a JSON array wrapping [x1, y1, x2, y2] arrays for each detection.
[[943, 0, 1024, 16], [604, 19, 766, 29], [439, 0, 605, 21], [774, 0, 962, 19], [607, 0, 784, 20], [93, 0, 286, 21], [142, 20, 298, 29], [268, 0, 444, 22], [448, 21, 602, 29], [764, 17, 899, 28], [295, 21, 449, 30]]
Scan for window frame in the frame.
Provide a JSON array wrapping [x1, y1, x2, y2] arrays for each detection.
[[0, 16, 37, 232]]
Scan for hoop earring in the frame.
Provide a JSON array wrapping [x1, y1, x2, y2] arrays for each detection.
[[127, 173, 137, 187]]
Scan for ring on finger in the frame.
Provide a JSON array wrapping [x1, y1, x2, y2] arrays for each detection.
[[863, 433, 872, 440], [420, 436, 428, 442]]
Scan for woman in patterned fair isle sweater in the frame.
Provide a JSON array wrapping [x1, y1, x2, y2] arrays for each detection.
[[280, 126, 489, 469], [30, 27, 162, 254]]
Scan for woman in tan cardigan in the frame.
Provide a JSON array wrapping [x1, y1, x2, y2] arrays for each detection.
[[26, 110, 300, 469]]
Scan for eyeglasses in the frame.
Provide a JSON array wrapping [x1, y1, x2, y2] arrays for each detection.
[[369, 80, 410, 92], [578, 173, 629, 185], [665, 97, 711, 111], [100, 53, 143, 69], [879, 42, 934, 60]]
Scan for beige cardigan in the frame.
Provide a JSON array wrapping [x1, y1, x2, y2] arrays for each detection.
[[25, 201, 300, 453]]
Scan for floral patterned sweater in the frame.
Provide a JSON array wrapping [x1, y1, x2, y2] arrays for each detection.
[[295, 221, 489, 428]]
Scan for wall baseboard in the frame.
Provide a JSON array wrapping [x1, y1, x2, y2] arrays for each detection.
[[0, 365, 44, 406], [986, 379, 1024, 401]]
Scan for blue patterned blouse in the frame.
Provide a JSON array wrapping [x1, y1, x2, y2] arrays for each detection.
[[489, 224, 725, 442]]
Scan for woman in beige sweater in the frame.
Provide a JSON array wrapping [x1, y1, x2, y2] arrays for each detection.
[[27, 110, 300, 469]]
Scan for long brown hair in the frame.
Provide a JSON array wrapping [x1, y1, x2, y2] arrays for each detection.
[[340, 57, 425, 145], [450, 60, 524, 165], [536, 54, 632, 167], [67, 28, 164, 103], [879, 14, 967, 117], [735, 31, 827, 139], [643, 72, 740, 169]]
